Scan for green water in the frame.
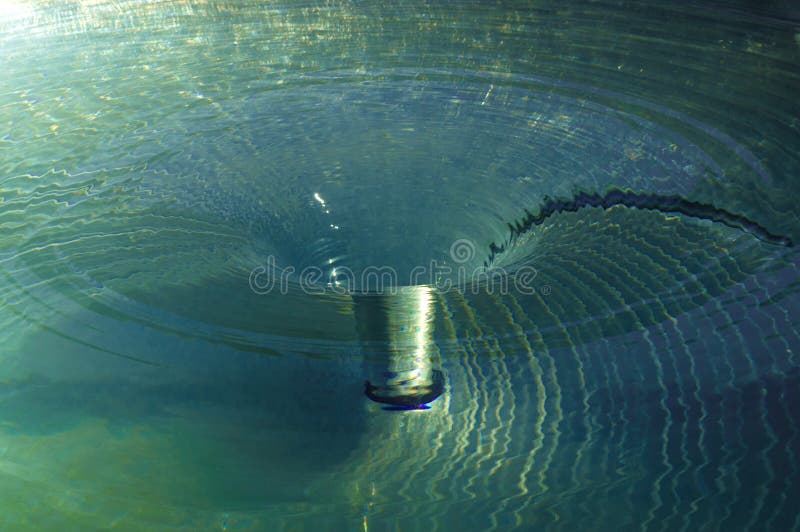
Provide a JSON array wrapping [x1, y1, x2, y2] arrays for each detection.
[[1, 1, 799, 530]]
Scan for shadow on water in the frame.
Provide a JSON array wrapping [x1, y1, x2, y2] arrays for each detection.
[[4, 300, 369, 508]]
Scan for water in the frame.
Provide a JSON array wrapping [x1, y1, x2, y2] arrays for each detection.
[[1, 1, 799, 529]]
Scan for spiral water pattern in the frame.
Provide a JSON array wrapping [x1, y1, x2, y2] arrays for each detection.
[[1, 1, 799, 529]]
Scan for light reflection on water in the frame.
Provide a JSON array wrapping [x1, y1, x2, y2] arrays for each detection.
[[1, 1, 799, 529]]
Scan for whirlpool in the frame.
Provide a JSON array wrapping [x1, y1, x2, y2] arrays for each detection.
[[0, 1, 798, 530]]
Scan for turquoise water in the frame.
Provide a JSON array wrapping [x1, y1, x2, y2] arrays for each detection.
[[1, 1, 799, 530]]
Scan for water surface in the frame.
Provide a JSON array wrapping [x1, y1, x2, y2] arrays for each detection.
[[1, 1, 799, 530]]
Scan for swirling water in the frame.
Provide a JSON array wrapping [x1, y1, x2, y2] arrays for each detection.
[[1, 1, 799, 530]]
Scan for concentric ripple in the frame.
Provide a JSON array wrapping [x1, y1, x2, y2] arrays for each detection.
[[1, 0, 799, 529]]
